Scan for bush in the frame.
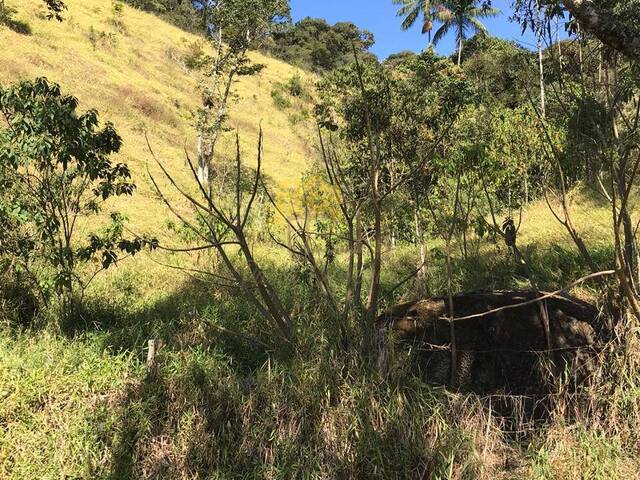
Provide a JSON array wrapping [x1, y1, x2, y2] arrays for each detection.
[[271, 87, 291, 110], [285, 73, 306, 98], [183, 40, 206, 70], [88, 25, 118, 50], [0, 78, 152, 325]]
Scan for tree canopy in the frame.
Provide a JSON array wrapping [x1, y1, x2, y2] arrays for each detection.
[[263, 17, 376, 72]]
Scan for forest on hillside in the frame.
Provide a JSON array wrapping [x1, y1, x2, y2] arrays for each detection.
[[1, 0, 640, 478]]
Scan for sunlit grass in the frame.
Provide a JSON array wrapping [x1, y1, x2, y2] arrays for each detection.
[[0, 0, 315, 239]]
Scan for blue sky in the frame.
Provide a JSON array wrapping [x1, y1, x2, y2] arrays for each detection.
[[289, 0, 550, 60]]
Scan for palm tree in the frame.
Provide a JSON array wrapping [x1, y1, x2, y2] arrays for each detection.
[[431, 0, 500, 65], [393, 0, 437, 42]]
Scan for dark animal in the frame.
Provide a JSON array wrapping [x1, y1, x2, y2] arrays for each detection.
[[376, 291, 599, 394]]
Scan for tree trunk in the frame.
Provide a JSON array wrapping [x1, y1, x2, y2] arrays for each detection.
[[197, 133, 211, 184], [414, 207, 426, 278], [536, 0, 546, 118], [354, 209, 364, 309], [560, 0, 640, 62], [445, 237, 458, 387]]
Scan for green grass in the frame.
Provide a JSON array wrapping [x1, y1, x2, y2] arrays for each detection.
[[0, 193, 638, 478]]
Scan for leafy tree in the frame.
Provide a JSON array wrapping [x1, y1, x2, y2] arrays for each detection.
[[431, 0, 500, 65], [264, 17, 375, 72], [459, 35, 534, 107], [0, 78, 151, 324], [193, 0, 290, 182], [383, 50, 417, 68]]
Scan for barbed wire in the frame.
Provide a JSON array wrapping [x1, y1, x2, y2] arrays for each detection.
[[404, 342, 596, 355]]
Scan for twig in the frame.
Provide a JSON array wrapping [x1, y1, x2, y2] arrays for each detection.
[[450, 270, 615, 322]]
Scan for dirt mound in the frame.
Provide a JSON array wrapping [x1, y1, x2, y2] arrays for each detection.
[[377, 291, 600, 394]]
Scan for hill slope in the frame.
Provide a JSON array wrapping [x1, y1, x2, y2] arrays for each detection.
[[0, 0, 315, 233]]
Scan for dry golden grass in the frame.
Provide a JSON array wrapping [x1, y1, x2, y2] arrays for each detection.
[[0, 0, 315, 238]]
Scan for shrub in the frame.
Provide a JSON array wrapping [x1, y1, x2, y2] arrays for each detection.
[[87, 25, 118, 50], [271, 87, 291, 110], [285, 73, 306, 98], [183, 40, 206, 70], [0, 78, 153, 325]]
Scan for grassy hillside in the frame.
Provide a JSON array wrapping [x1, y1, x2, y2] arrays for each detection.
[[0, 0, 315, 235]]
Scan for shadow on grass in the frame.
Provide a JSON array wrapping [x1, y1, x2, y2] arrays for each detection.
[[100, 348, 490, 479], [0, 9, 32, 35], [57, 238, 614, 478], [69, 278, 276, 373]]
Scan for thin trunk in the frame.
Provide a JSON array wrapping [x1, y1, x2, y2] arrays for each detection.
[[557, 17, 564, 94], [342, 219, 356, 323], [445, 237, 457, 387], [354, 209, 364, 309], [237, 235, 293, 341], [536, 0, 547, 118], [414, 206, 426, 278], [366, 194, 382, 324], [457, 33, 463, 66], [197, 134, 210, 184]]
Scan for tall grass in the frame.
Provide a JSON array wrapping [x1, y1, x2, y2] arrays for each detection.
[[2, 208, 639, 478]]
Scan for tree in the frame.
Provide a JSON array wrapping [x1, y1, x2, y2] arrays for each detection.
[[458, 35, 533, 107], [431, 0, 500, 65], [393, 0, 436, 42], [560, 0, 640, 62], [0, 78, 149, 324], [264, 17, 375, 72], [147, 1, 296, 347], [511, 0, 640, 62], [194, 0, 290, 183], [314, 50, 474, 355]]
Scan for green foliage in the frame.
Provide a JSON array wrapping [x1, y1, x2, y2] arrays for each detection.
[[182, 40, 206, 70], [87, 25, 119, 50], [0, 78, 150, 323], [109, 0, 127, 34], [42, 0, 66, 21], [393, 0, 436, 35], [270, 87, 291, 109], [263, 17, 376, 72], [460, 35, 534, 107], [284, 72, 306, 98], [208, 0, 290, 50], [431, 1, 501, 64], [270, 73, 310, 112], [194, 0, 289, 163]]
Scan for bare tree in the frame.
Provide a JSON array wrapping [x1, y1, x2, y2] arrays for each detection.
[[147, 131, 295, 345]]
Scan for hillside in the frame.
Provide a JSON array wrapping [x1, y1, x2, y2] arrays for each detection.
[[0, 0, 315, 234]]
